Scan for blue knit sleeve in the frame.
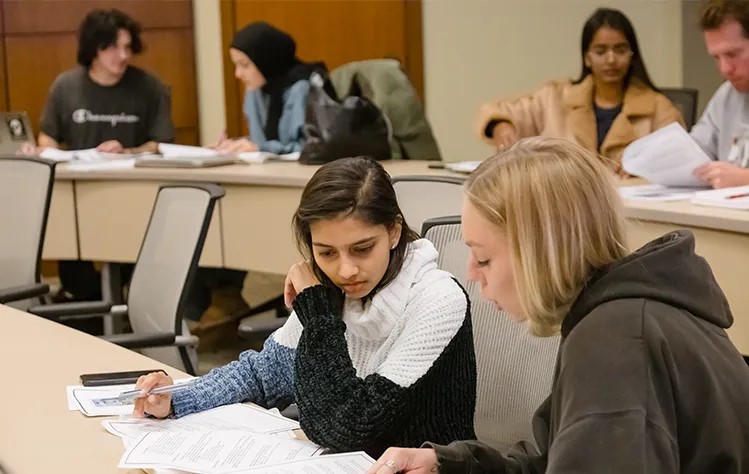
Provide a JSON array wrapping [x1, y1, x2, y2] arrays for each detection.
[[171, 335, 296, 418]]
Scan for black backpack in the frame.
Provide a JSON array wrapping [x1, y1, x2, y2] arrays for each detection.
[[299, 72, 391, 165]]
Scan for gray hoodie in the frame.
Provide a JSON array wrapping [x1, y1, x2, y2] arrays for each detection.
[[430, 231, 749, 473]]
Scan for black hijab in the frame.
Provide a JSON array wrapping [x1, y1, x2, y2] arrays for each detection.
[[231, 22, 322, 141]]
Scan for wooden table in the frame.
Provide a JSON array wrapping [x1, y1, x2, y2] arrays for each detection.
[[0, 304, 187, 473]]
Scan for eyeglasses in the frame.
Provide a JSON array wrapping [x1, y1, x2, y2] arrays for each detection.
[[587, 46, 633, 62]]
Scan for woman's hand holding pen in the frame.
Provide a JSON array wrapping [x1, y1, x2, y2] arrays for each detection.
[[284, 261, 321, 307], [133, 371, 175, 419]]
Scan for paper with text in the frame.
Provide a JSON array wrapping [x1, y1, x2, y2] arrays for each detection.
[[103, 404, 300, 441], [119, 430, 323, 473], [622, 122, 711, 187], [226, 451, 375, 473]]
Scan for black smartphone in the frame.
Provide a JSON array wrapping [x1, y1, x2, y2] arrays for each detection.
[[79, 369, 166, 387], [428, 163, 445, 169]]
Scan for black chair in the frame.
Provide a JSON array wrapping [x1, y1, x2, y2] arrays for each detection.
[[661, 87, 699, 130], [0, 157, 55, 308]]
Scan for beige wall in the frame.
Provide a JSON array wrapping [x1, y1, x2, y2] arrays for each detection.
[[423, 0, 683, 162], [193, 0, 683, 155], [193, 0, 225, 146]]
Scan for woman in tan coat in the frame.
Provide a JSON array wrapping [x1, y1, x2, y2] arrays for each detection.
[[477, 8, 684, 173]]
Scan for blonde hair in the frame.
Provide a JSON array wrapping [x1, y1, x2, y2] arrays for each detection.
[[465, 137, 628, 336]]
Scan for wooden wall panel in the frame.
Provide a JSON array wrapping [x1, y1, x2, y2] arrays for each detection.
[[133, 30, 198, 129], [3, 0, 192, 34], [5, 35, 77, 133], [222, 0, 423, 140], [1, 0, 198, 146]]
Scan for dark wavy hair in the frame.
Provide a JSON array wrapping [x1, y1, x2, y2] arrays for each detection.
[[292, 157, 420, 296], [77, 9, 143, 67], [573, 8, 658, 90]]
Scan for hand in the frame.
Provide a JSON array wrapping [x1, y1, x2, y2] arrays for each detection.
[[492, 122, 517, 151], [132, 371, 174, 419], [284, 260, 321, 307], [214, 138, 258, 154], [368, 448, 438, 474], [693, 161, 749, 188], [96, 140, 124, 153], [18, 142, 41, 156]]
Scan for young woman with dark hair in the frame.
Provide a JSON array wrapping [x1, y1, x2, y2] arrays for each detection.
[[476, 8, 684, 173], [134, 157, 477, 458]]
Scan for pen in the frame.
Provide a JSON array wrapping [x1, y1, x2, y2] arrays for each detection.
[[727, 192, 749, 200], [117, 381, 196, 403]]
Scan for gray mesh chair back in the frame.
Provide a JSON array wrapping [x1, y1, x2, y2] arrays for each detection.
[[0, 157, 55, 309], [127, 184, 224, 374], [392, 176, 464, 236], [661, 87, 699, 130], [423, 216, 560, 452]]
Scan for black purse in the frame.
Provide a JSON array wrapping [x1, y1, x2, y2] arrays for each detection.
[[300, 72, 391, 165]]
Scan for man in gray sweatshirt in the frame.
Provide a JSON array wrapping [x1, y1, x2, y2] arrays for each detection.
[[692, 0, 749, 188]]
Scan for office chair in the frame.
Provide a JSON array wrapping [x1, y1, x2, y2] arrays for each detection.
[[422, 216, 559, 452], [0, 157, 54, 309], [661, 88, 699, 131], [392, 175, 464, 235], [29, 184, 225, 375]]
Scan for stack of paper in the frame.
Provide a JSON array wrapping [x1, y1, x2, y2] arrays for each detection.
[[619, 184, 702, 201], [237, 151, 300, 164], [158, 143, 224, 158], [622, 122, 712, 187], [118, 430, 324, 473], [445, 161, 481, 174], [692, 185, 749, 210]]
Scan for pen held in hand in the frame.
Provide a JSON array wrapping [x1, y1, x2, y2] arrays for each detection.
[[117, 380, 196, 403], [726, 192, 749, 200]]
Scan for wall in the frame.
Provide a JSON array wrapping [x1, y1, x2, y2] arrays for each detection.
[[422, 0, 683, 162], [193, 0, 226, 145], [681, 0, 723, 114], [1, 0, 199, 145]]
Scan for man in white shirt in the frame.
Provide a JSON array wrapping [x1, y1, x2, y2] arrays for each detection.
[[692, 0, 749, 188]]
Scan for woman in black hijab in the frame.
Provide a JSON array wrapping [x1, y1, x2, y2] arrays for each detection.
[[217, 22, 324, 154]]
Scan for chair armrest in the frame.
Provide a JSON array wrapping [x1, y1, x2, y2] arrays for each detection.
[[0, 283, 49, 304], [28, 300, 114, 321], [101, 332, 176, 350]]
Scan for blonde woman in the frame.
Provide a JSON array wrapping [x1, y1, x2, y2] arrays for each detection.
[[477, 8, 683, 174], [369, 138, 749, 473]]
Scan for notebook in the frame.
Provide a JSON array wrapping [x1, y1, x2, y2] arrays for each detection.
[[0, 112, 35, 154]]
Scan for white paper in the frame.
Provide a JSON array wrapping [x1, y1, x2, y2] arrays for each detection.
[[618, 184, 701, 201], [445, 160, 481, 174], [71, 386, 136, 416], [621, 122, 712, 187], [67, 378, 194, 416], [226, 452, 375, 474], [39, 147, 76, 161], [692, 184, 749, 210], [103, 404, 300, 441], [40, 147, 133, 163], [159, 143, 221, 158], [237, 151, 300, 164], [118, 430, 323, 473], [65, 158, 135, 171]]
